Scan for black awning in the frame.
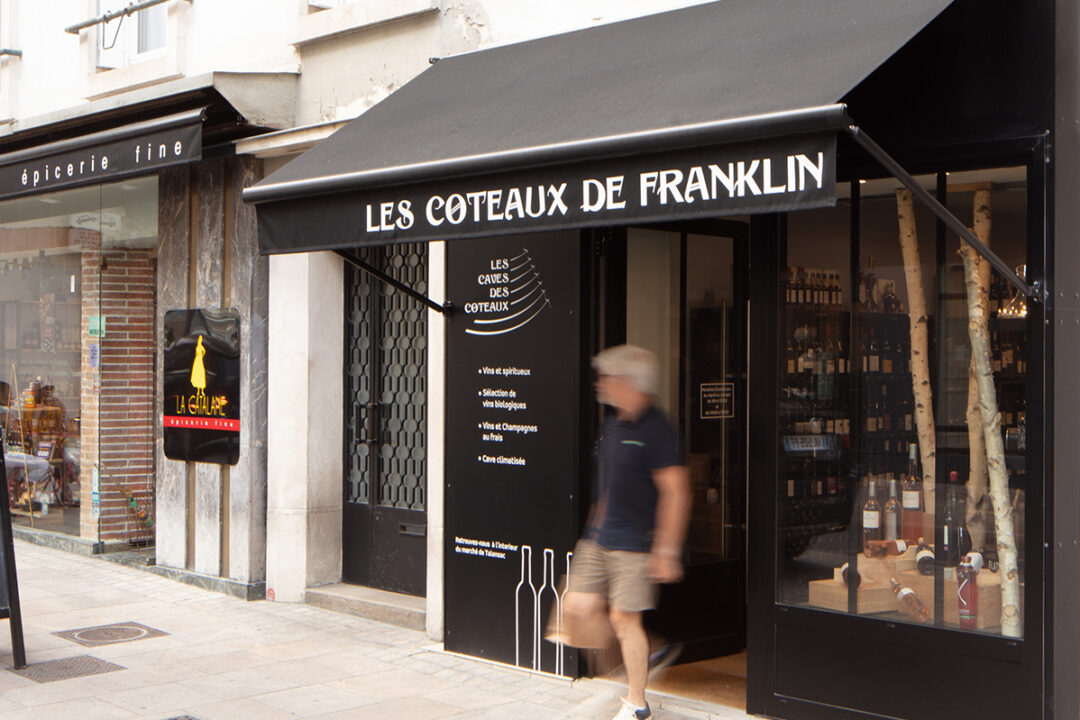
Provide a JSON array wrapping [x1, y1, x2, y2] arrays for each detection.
[[0, 109, 204, 201], [245, 0, 951, 254]]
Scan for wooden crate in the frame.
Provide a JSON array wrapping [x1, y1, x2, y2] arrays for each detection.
[[898, 569, 1019, 630], [807, 577, 896, 615], [827, 547, 917, 585]]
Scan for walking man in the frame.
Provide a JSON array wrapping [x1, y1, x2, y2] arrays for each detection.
[[564, 344, 691, 720]]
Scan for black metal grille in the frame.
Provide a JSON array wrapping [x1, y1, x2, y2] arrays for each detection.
[[345, 244, 427, 510]]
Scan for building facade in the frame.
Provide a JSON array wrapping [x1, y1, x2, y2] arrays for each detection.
[[3, 2, 1079, 718]]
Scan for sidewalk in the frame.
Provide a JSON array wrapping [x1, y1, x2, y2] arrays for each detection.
[[0, 541, 753, 720]]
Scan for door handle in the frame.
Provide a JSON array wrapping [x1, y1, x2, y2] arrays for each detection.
[[357, 401, 383, 446]]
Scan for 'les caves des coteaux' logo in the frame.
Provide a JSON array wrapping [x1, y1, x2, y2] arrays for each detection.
[[464, 249, 551, 336]]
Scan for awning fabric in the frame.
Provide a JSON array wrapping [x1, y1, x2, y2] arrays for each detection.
[[0, 109, 203, 201], [246, 0, 951, 254]]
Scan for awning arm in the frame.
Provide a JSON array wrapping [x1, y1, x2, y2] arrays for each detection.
[[846, 123, 1045, 303], [334, 249, 452, 316]]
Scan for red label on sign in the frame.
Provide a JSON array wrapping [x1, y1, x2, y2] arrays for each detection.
[[163, 416, 240, 432]]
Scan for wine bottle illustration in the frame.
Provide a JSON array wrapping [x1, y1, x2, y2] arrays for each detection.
[[514, 545, 537, 669], [538, 549, 559, 673], [555, 550, 573, 677]]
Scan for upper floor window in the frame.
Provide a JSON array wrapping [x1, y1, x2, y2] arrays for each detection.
[[96, 0, 166, 70]]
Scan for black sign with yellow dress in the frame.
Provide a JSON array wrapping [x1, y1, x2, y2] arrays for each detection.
[[163, 309, 241, 465]]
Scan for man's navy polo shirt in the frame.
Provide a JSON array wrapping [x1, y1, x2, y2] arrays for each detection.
[[589, 405, 682, 553]]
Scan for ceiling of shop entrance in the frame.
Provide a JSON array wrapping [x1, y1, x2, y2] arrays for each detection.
[[0, 176, 158, 252]]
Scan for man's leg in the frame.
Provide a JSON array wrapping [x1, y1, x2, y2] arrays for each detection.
[[609, 607, 649, 708]]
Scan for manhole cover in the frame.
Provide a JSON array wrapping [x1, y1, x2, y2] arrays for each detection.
[[54, 621, 167, 648], [8, 655, 124, 683]]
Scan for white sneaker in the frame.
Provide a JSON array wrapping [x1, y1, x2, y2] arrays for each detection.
[[611, 698, 651, 720]]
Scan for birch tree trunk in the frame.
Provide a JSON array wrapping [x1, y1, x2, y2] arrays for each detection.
[[896, 189, 936, 514], [965, 190, 992, 550], [959, 244, 1021, 638]]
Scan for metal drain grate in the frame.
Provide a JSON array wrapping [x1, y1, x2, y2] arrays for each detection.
[[54, 621, 168, 648], [8, 655, 124, 683]]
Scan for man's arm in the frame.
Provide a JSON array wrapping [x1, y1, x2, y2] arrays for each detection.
[[648, 464, 691, 583]]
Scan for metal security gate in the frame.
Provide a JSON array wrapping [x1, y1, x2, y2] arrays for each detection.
[[343, 243, 428, 596]]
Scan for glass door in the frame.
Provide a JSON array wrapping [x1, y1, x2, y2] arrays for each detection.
[[616, 222, 749, 662]]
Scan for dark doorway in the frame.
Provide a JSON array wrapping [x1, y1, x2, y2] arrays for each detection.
[[592, 221, 750, 697], [342, 243, 429, 597]]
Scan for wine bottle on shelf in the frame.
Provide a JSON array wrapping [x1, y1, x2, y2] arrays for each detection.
[[786, 335, 797, 376], [881, 333, 893, 374], [880, 384, 890, 431], [867, 329, 880, 373], [884, 477, 901, 541], [862, 478, 883, 556], [883, 281, 900, 314], [991, 331, 1002, 373], [865, 257, 878, 312], [901, 443, 923, 542], [890, 578, 930, 623]]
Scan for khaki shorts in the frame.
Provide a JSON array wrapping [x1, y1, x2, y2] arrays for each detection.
[[567, 538, 657, 612]]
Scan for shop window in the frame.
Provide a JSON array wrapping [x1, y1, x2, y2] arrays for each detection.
[[0, 177, 158, 542], [96, 0, 166, 70], [778, 167, 1028, 639]]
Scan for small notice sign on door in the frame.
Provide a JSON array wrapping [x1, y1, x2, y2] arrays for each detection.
[[700, 382, 734, 420]]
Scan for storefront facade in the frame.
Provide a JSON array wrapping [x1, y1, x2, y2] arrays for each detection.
[[0, 83, 275, 598], [247, 0, 1078, 717]]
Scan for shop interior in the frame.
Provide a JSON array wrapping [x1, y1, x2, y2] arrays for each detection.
[[589, 165, 1030, 712]]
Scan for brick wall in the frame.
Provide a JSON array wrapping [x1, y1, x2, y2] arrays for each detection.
[[80, 230, 156, 544]]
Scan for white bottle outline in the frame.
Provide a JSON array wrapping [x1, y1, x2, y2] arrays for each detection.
[[538, 548, 561, 673], [515, 545, 535, 669], [556, 550, 573, 677]]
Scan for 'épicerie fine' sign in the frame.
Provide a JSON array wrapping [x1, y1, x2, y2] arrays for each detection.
[[0, 122, 201, 200]]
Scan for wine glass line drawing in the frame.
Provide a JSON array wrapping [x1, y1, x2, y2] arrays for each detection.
[[466, 248, 552, 336], [514, 544, 573, 676]]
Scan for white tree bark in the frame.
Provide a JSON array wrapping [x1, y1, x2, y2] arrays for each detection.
[[959, 243, 1021, 638], [896, 189, 936, 514], [965, 190, 991, 550]]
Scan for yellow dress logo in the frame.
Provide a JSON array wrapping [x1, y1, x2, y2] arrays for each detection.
[[174, 335, 227, 417]]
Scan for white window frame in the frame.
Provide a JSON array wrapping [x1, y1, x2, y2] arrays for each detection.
[[96, 0, 168, 71]]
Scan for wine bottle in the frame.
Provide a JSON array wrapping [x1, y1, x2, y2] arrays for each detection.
[[916, 537, 935, 575], [957, 555, 978, 630], [901, 443, 923, 542], [942, 471, 961, 568], [867, 329, 880, 373], [863, 538, 908, 558], [865, 257, 878, 312], [883, 281, 900, 314], [841, 561, 861, 588], [884, 477, 901, 541], [862, 478, 882, 556], [890, 578, 930, 623]]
